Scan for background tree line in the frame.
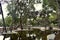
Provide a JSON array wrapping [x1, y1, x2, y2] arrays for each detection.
[[0, 0, 59, 28]]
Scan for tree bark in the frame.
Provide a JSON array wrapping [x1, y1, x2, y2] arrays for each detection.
[[54, 32, 60, 40], [42, 31, 47, 40]]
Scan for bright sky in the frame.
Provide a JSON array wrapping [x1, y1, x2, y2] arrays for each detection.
[[0, 3, 8, 19], [0, 0, 43, 19], [34, 3, 43, 11]]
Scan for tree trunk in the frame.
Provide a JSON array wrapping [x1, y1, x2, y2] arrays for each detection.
[[42, 34, 47, 40], [42, 31, 47, 40], [54, 32, 60, 40]]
